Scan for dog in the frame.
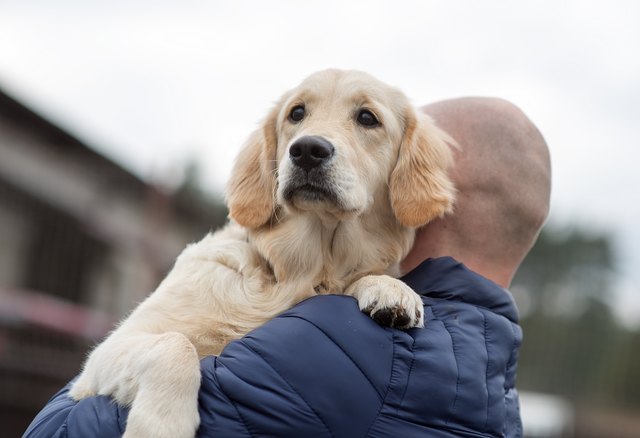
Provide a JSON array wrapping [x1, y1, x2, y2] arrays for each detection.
[[69, 69, 456, 438]]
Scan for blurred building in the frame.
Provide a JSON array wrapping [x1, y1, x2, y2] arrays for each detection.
[[0, 88, 226, 435]]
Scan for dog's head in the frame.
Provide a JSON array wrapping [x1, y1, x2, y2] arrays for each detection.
[[227, 69, 455, 229]]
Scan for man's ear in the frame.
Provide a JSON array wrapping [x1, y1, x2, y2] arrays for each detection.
[[226, 105, 279, 229], [389, 108, 456, 228]]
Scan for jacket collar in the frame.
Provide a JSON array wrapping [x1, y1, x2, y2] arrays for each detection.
[[399, 256, 520, 323]]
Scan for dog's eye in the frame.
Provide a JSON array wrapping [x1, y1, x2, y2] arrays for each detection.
[[288, 105, 305, 123], [357, 109, 380, 127]]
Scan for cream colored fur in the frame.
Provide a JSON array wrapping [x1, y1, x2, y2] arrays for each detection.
[[69, 69, 455, 438]]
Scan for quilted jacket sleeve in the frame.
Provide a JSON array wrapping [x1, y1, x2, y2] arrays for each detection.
[[196, 295, 391, 436], [23, 296, 391, 438], [23, 382, 128, 438]]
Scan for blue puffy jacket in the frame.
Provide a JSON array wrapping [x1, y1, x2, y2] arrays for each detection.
[[24, 257, 523, 437]]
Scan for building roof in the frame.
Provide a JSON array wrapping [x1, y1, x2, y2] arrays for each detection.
[[0, 86, 227, 230], [0, 87, 150, 198]]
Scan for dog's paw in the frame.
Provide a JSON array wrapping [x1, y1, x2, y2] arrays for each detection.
[[346, 275, 424, 329]]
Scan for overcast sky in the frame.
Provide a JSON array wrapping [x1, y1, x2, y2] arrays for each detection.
[[1, 0, 639, 324]]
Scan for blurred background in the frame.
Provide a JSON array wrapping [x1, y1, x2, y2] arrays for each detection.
[[0, 1, 638, 437]]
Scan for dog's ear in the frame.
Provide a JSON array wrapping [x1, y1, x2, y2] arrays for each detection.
[[389, 108, 456, 228], [226, 105, 279, 228]]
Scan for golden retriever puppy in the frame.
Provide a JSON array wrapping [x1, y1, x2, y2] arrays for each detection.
[[69, 69, 456, 438]]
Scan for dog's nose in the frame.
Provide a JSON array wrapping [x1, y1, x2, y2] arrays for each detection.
[[289, 136, 335, 171]]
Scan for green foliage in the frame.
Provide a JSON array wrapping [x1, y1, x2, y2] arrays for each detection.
[[173, 158, 229, 237], [512, 225, 640, 409]]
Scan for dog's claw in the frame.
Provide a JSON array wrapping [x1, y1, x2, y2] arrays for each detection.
[[347, 275, 424, 329], [363, 301, 414, 328]]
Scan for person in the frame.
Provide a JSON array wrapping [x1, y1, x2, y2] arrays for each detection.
[[24, 97, 551, 438]]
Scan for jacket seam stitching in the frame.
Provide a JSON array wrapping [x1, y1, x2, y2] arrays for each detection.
[[209, 363, 256, 438], [282, 315, 385, 400], [509, 321, 523, 438], [57, 420, 69, 438], [395, 336, 417, 413], [431, 305, 460, 425], [481, 308, 491, 432], [364, 331, 397, 437], [240, 338, 335, 438], [115, 404, 124, 435]]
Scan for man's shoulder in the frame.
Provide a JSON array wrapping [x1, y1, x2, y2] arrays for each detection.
[[206, 288, 522, 437], [199, 295, 395, 436], [219, 294, 396, 397]]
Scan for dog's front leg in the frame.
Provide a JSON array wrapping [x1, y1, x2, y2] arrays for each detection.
[[345, 275, 424, 329], [70, 332, 201, 438]]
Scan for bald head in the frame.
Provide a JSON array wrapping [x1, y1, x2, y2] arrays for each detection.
[[401, 98, 551, 287]]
